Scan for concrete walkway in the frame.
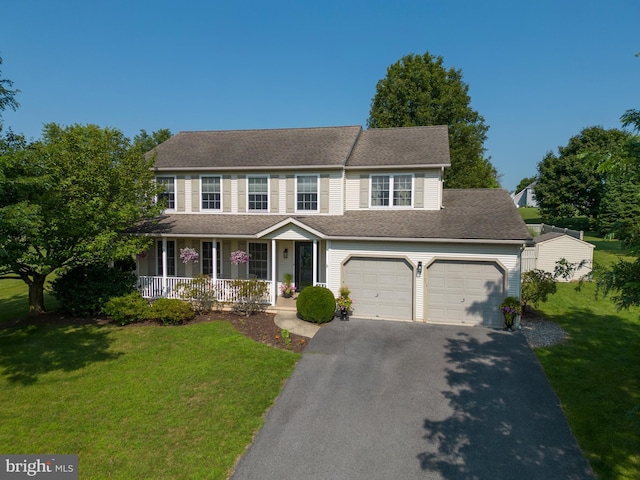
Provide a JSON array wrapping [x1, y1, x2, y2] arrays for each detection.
[[271, 295, 320, 338]]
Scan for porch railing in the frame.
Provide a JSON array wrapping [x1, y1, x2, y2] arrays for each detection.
[[136, 276, 273, 304]]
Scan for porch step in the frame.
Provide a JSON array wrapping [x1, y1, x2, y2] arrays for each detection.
[[273, 295, 298, 312]]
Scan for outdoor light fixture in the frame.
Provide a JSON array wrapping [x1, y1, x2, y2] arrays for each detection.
[[417, 261, 423, 275], [283, 248, 288, 259]]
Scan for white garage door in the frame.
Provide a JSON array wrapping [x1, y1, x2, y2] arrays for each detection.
[[344, 257, 413, 321], [427, 261, 504, 327]]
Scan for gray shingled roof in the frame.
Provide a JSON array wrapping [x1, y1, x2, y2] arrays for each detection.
[[346, 125, 451, 168], [135, 189, 530, 243], [150, 126, 363, 169]]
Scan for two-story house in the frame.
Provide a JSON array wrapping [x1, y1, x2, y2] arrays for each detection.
[[135, 125, 531, 327]]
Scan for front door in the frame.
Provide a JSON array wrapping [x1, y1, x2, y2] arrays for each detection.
[[295, 242, 314, 290]]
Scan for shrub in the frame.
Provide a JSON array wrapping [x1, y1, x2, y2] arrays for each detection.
[[296, 286, 336, 323], [149, 298, 195, 325], [51, 262, 137, 316], [521, 269, 557, 311], [103, 292, 150, 325], [230, 278, 269, 316], [176, 275, 221, 314]]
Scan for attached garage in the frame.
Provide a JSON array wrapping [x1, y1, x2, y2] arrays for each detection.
[[426, 260, 505, 327], [343, 257, 414, 321]]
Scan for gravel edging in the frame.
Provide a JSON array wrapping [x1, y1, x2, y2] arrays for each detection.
[[518, 316, 569, 349]]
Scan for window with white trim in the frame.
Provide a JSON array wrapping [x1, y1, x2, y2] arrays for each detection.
[[248, 176, 269, 211], [156, 240, 176, 276], [248, 243, 268, 280], [201, 176, 221, 210], [370, 174, 413, 207], [156, 176, 175, 209], [296, 175, 318, 211], [202, 241, 222, 277]]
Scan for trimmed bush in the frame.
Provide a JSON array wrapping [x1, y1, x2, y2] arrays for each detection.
[[51, 262, 137, 316], [103, 292, 150, 326], [149, 298, 195, 325], [296, 286, 336, 324]]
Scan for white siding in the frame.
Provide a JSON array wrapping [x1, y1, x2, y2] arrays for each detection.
[[422, 171, 442, 210], [328, 173, 344, 214], [327, 240, 521, 322], [344, 172, 361, 210], [344, 169, 442, 211]]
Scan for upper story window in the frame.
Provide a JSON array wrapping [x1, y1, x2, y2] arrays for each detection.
[[156, 176, 175, 210], [201, 176, 221, 210], [371, 174, 413, 207], [296, 175, 318, 212], [248, 176, 269, 211]]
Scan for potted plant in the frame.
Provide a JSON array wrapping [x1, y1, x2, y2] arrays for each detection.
[[499, 296, 522, 331], [280, 273, 295, 298], [335, 286, 353, 321]]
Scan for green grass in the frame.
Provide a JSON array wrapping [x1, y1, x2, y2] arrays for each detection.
[[534, 281, 640, 479], [517, 209, 640, 477], [0, 277, 59, 323], [0, 321, 299, 479]]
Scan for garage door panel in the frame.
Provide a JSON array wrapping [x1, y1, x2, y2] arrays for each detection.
[[344, 257, 413, 321], [427, 261, 504, 327]]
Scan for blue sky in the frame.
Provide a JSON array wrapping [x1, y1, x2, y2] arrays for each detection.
[[1, 0, 638, 191]]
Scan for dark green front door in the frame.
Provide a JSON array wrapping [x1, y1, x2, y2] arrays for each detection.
[[295, 242, 314, 290]]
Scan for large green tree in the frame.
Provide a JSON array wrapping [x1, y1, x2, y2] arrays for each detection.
[[0, 124, 163, 314], [534, 126, 632, 222], [595, 110, 640, 309], [133, 128, 172, 151], [367, 51, 498, 189], [0, 55, 19, 121]]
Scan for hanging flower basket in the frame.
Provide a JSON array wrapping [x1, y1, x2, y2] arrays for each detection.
[[230, 250, 250, 265], [179, 247, 199, 264]]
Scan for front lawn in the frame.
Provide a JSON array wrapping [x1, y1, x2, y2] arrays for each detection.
[[534, 283, 640, 480], [0, 319, 299, 479]]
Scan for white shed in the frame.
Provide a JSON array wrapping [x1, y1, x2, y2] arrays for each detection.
[[523, 233, 594, 282]]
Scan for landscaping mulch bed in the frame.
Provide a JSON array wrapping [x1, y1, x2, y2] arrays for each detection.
[[2, 310, 309, 353]]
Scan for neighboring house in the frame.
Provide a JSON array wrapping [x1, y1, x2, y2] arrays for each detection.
[[512, 181, 538, 208], [522, 232, 594, 282], [135, 125, 531, 327]]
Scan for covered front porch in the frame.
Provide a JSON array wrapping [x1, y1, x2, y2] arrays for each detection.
[[136, 235, 328, 305]]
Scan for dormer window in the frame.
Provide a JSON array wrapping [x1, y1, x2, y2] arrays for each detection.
[[371, 174, 413, 207], [296, 175, 318, 212], [248, 176, 269, 211], [156, 176, 175, 210]]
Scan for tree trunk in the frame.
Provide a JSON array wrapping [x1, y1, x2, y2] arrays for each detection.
[[28, 275, 47, 315]]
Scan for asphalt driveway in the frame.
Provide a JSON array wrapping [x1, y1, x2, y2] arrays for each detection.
[[230, 319, 594, 480]]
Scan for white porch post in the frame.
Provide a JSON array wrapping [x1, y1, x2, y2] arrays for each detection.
[[271, 239, 277, 305], [326, 240, 331, 291], [312, 240, 318, 286], [162, 237, 168, 296], [212, 239, 218, 281]]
